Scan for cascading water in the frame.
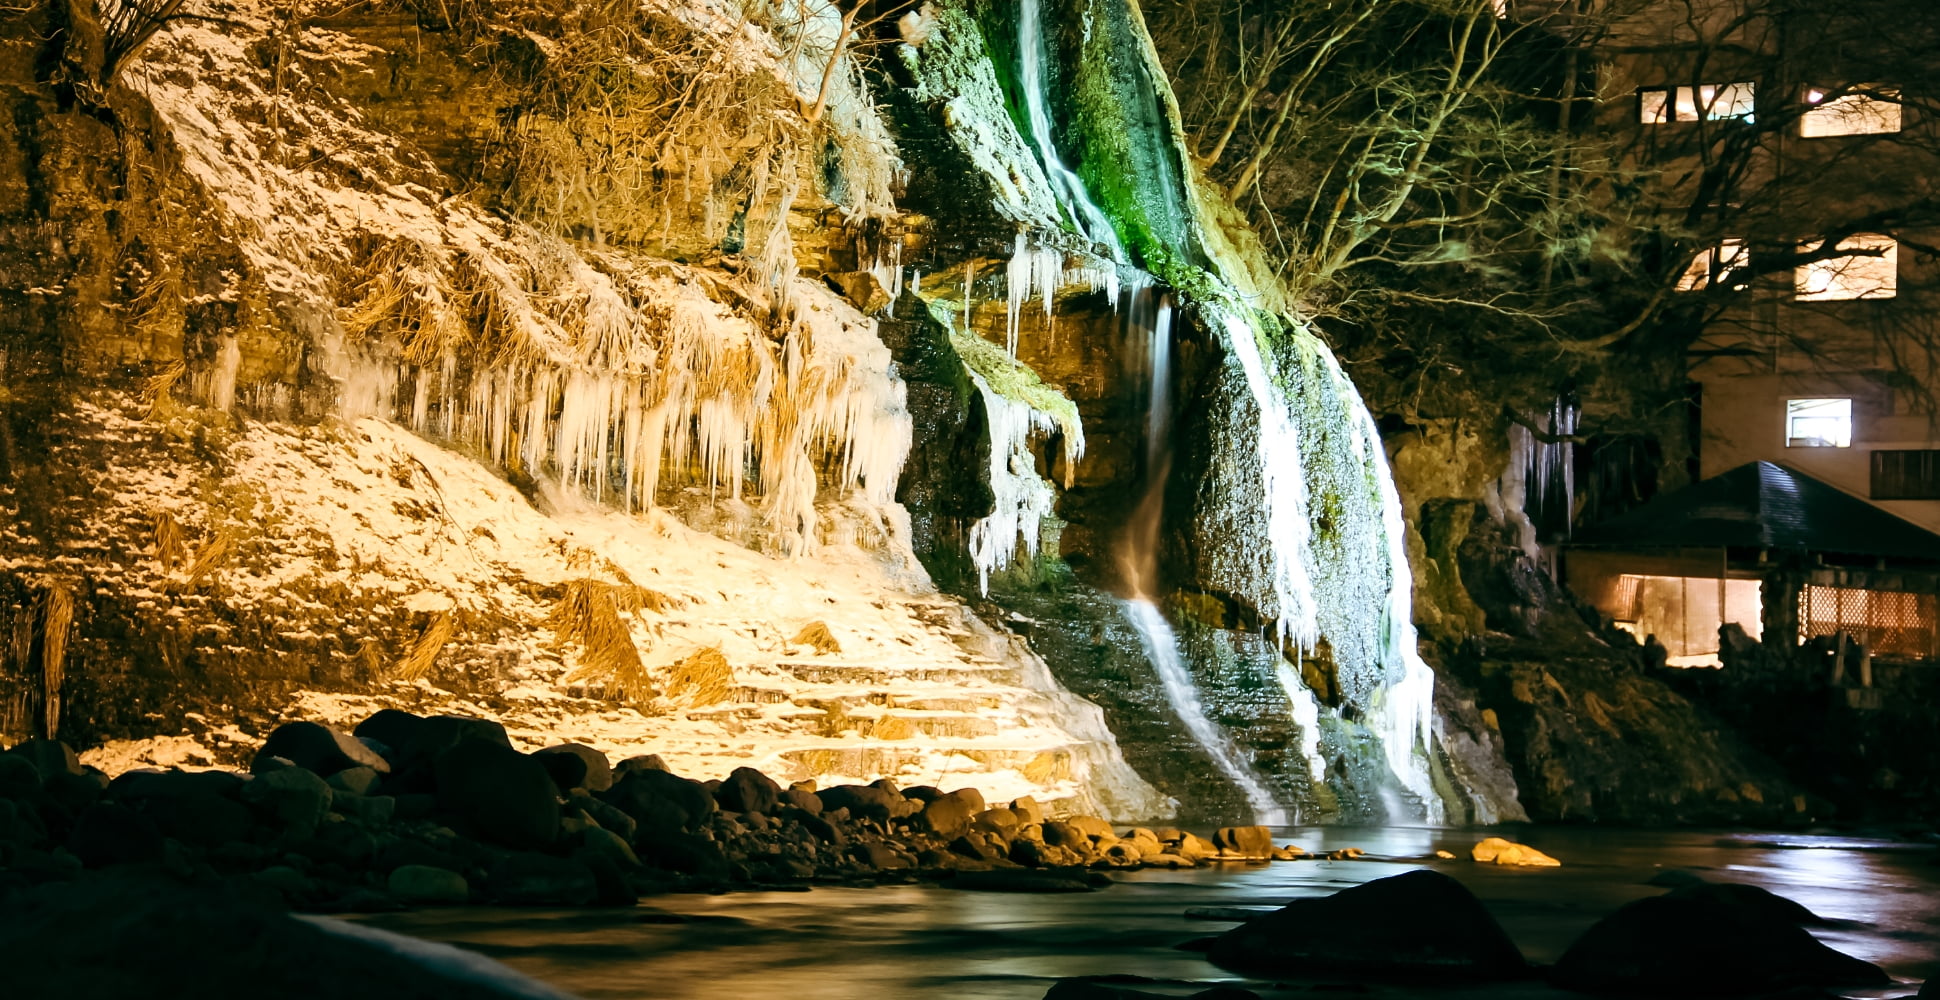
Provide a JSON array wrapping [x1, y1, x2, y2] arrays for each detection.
[[1018, 0, 1125, 260], [1118, 285, 1289, 826]]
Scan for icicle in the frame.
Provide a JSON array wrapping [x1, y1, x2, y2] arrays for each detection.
[[964, 369, 1061, 595]]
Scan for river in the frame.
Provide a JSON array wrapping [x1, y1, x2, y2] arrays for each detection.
[[359, 826, 1939, 999]]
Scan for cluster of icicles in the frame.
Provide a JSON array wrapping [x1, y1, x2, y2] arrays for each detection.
[[340, 247, 912, 558]]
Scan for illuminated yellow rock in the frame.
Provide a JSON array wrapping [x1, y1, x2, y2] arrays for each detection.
[[1471, 837, 1561, 867]]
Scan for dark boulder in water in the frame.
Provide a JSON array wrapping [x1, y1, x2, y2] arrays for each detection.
[[1205, 869, 1526, 980], [0, 880, 581, 999], [1551, 883, 1888, 994]]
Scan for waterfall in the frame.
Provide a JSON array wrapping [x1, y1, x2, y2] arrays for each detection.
[[1118, 284, 1288, 826], [1018, 0, 1125, 260]]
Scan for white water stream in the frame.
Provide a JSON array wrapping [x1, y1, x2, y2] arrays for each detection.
[[1018, 0, 1124, 260], [1117, 285, 1288, 825]]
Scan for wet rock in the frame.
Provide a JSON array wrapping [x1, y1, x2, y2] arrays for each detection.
[[242, 766, 334, 837], [487, 853, 599, 906], [254, 722, 391, 778], [1212, 826, 1274, 859], [602, 768, 717, 833], [534, 744, 612, 792], [1552, 885, 1887, 994], [714, 766, 781, 815], [1472, 836, 1560, 867], [432, 741, 558, 850], [388, 864, 469, 905], [1645, 868, 1711, 889], [1207, 869, 1527, 980]]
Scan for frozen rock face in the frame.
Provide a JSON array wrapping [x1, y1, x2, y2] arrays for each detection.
[[0, 0, 1166, 819]]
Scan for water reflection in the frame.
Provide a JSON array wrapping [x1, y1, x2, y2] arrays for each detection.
[[363, 828, 1938, 999]]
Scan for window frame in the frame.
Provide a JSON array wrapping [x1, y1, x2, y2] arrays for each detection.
[[1871, 449, 1940, 500], [1674, 238, 1750, 292]]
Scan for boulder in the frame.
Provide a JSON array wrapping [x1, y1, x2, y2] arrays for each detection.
[[242, 766, 334, 836], [1551, 885, 1887, 994], [1207, 869, 1526, 980], [254, 722, 391, 777], [567, 791, 638, 842], [1041, 821, 1091, 851], [534, 744, 612, 792], [634, 829, 728, 878], [387, 865, 470, 905], [851, 842, 914, 869], [1212, 826, 1275, 859], [1067, 815, 1112, 840], [818, 783, 908, 823], [327, 767, 382, 798], [613, 754, 670, 776], [486, 854, 599, 906], [1471, 836, 1560, 867], [973, 807, 1020, 833], [5, 739, 81, 784], [918, 789, 984, 835], [432, 741, 559, 850], [781, 785, 823, 815], [1011, 796, 1045, 825], [352, 710, 426, 763], [601, 768, 716, 832], [714, 767, 781, 815]]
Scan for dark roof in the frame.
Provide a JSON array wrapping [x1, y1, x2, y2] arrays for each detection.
[[1570, 461, 1940, 562]]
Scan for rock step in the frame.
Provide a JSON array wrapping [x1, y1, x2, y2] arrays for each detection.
[[771, 660, 1021, 686], [769, 743, 1080, 787]]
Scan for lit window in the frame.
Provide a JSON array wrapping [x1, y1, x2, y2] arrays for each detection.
[[1674, 238, 1748, 291], [1786, 398, 1852, 448], [1801, 87, 1901, 137], [1795, 234, 1897, 301], [1640, 83, 1756, 124]]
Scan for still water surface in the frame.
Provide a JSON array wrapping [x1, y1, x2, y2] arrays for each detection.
[[365, 827, 1940, 999]]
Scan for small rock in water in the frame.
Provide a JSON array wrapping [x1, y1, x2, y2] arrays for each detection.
[[1435, 849, 1458, 860], [1471, 836, 1560, 867]]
